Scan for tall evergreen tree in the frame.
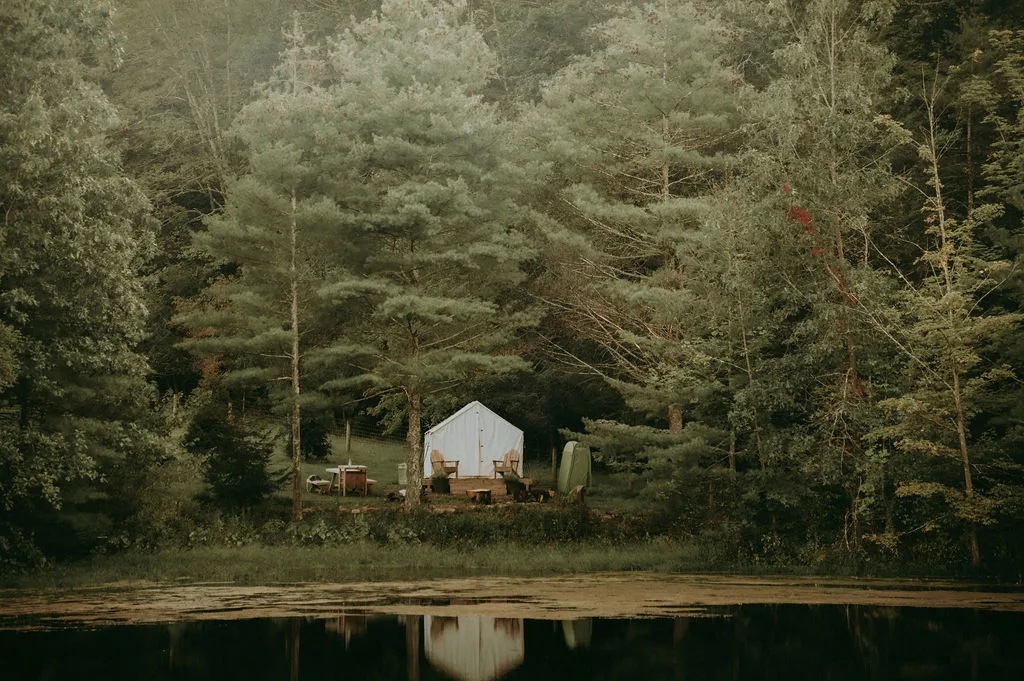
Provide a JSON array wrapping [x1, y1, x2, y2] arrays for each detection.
[[185, 1, 537, 509], [179, 21, 349, 521], [524, 0, 746, 511], [310, 0, 538, 504], [728, 0, 910, 550], [869, 69, 1023, 568], [106, 1, 382, 402]]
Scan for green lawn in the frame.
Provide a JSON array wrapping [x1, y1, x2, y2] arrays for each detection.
[[271, 434, 409, 507], [313, 433, 408, 483]]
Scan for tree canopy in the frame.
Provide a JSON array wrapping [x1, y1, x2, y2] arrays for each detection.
[[3, 0, 1024, 569]]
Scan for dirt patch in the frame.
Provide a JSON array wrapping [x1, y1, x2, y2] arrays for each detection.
[[2, 573, 1023, 630]]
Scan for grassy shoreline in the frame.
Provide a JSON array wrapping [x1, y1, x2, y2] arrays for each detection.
[[3, 434, 996, 588], [5, 538, 985, 590], [1, 538, 716, 589]]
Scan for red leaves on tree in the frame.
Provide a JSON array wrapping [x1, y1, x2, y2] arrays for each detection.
[[781, 186, 860, 306], [786, 205, 816, 234], [782, 184, 816, 235]]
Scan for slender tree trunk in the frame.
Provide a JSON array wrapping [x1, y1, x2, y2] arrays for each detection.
[[825, 3, 860, 394], [668, 405, 683, 435], [728, 429, 737, 472], [966, 102, 975, 219], [847, 482, 861, 550], [925, 78, 981, 567], [405, 386, 423, 508], [822, 5, 866, 553], [289, 190, 303, 523], [739, 316, 765, 470], [953, 367, 981, 566]]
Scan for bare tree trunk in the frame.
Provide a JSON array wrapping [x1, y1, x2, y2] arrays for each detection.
[[289, 190, 303, 522], [728, 429, 737, 472], [953, 369, 981, 566], [405, 387, 423, 508], [924, 75, 981, 568], [668, 405, 683, 435]]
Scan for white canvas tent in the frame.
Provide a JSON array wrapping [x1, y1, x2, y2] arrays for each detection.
[[423, 401, 524, 478]]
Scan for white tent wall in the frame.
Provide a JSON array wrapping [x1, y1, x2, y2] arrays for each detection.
[[423, 401, 524, 478]]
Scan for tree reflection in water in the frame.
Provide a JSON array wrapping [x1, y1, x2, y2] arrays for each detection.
[[2, 605, 1023, 680]]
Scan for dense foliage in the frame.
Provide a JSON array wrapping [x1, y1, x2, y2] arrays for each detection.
[[3, 0, 1024, 573], [0, 0, 163, 564]]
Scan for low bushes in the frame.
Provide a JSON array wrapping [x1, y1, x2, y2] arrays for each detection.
[[112, 503, 648, 552]]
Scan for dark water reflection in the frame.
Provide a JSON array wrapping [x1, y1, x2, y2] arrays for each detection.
[[3, 605, 1023, 680]]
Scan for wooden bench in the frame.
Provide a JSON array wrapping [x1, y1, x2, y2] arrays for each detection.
[[306, 475, 332, 494]]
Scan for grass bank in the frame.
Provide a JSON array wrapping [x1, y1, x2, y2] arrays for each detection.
[[1, 538, 708, 589]]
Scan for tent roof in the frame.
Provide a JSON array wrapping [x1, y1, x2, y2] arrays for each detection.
[[425, 401, 522, 436]]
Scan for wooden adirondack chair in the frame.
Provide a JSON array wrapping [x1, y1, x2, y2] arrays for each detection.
[[492, 449, 520, 479], [430, 449, 459, 478]]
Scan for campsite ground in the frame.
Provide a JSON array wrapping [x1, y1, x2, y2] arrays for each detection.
[[297, 434, 632, 512]]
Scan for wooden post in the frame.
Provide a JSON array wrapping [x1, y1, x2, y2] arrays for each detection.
[[345, 418, 352, 454]]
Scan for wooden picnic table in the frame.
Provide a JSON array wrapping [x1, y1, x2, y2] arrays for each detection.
[[326, 465, 369, 497]]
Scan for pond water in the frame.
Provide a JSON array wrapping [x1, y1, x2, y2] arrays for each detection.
[[3, 604, 1022, 680]]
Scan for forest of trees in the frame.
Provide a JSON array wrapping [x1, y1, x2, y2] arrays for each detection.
[[3, 0, 1024, 571]]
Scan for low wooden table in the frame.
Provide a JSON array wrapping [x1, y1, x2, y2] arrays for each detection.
[[466, 488, 492, 504]]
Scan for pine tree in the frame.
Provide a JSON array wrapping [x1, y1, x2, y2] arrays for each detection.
[[179, 21, 347, 521], [185, 1, 537, 509], [523, 0, 745, 513], [308, 0, 538, 504], [870, 69, 1023, 568]]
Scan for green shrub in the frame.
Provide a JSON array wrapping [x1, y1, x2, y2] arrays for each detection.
[[0, 525, 48, 571], [294, 414, 332, 462], [185, 408, 276, 510]]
